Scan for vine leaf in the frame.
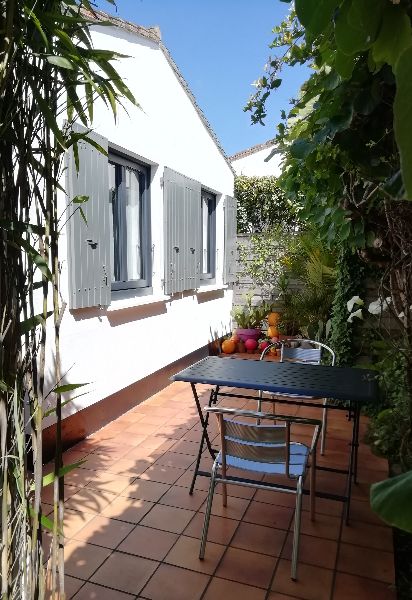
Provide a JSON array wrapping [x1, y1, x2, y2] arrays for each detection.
[[394, 46, 412, 200], [295, 0, 337, 36], [370, 471, 412, 533], [372, 4, 412, 68]]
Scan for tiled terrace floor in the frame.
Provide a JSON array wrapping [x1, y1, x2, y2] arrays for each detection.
[[44, 381, 396, 599]]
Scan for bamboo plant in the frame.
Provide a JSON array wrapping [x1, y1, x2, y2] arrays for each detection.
[[0, 1, 136, 597]]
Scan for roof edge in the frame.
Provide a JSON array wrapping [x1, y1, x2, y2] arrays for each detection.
[[229, 139, 276, 162], [79, 8, 235, 176]]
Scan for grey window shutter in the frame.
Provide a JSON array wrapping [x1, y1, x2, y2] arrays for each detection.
[[163, 167, 201, 294], [223, 195, 237, 284], [66, 124, 111, 309]]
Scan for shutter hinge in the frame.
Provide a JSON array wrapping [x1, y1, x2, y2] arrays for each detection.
[[160, 176, 164, 188]]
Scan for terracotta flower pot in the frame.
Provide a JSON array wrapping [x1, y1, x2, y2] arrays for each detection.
[[236, 328, 261, 342]]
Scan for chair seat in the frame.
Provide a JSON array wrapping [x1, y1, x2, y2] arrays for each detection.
[[215, 443, 309, 478]]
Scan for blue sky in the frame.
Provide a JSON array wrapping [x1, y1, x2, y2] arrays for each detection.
[[96, 0, 309, 156]]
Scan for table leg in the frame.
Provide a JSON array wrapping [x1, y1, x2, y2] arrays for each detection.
[[189, 384, 217, 495], [344, 403, 360, 524]]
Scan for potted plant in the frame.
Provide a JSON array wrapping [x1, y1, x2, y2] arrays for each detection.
[[231, 295, 270, 342]]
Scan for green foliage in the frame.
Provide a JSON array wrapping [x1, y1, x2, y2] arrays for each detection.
[[235, 175, 299, 234], [366, 348, 411, 467], [328, 248, 365, 366], [371, 471, 412, 534], [231, 294, 271, 329]]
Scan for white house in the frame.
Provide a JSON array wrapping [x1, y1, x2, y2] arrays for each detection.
[[230, 139, 282, 177], [43, 10, 236, 452]]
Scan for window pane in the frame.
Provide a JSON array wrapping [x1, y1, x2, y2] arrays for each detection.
[[108, 162, 117, 282], [125, 167, 142, 280], [202, 196, 209, 274]]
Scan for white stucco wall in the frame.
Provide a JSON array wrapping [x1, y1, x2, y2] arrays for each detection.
[[231, 146, 282, 177], [43, 24, 234, 426]]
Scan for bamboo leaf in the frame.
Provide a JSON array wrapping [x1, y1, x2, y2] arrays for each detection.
[[20, 311, 53, 335], [43, 392, 89, 417], [53, 382, 89, 394], [79, 207, 87, 225], [46, 55, 74, 70], [72, 195, 89, 204], [0, 380, 13, 393], [11, 237, 52, 281], [42, 460, 86, 488]]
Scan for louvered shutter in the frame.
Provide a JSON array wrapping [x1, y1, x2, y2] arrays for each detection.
[[163, 167, 201, 294], [66, 124, 111, 308], [223, 195, 237, 284]]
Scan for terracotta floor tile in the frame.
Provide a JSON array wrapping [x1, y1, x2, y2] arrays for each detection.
[[118, 525, 178, 560], [337, 542, 395, 583], [86, 472, 133, 495], [299, 512, 342, 541], [122, 445, 160, 462], [76, 454, 117, 472], [120, 478, 170, 502], [64, 509, 96, 539], [174, 469, 211, 492], [302, 495, 343, 518], [254, 489, 297, 507], [45, 574, 83, 600], [138, 435, 176, 451], [267, 593, 301, 600], [124, 422, 160, 436], [91, 550, 158, 595], [170, 439, 201, 456], [184, 512, 239, 545], [73, 515, 134, 548], [216, 546, 276, 588], [64, 540, 111, 579], [101, 496, 154, 523], [199, 494, 250, 521], [165, 535, 225, 574], [65, 488, 117, 514], [243, 501, 294, 530], [203, 577, 266, 600], [271, 559, 333, 600], [231, 521, 287, 557], [349, 499, 384, 526], [157, 424, 188, 439], [72, 581, 132, 600], [104, 457, 152, 477], [140, 504, 195, 533], [141, 563, 210, 600], [158, 485, 207, 511], [333, 572, 397, 600], [281, 532, 338, 570], [154, 451, 195, 470], [341, 520, 393, 551], [43, 483, 80, 504], [140, 464, 186, 484], [64, 468, 94, 488]]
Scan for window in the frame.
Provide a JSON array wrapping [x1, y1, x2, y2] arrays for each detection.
[[200, 190, 216, 280], [108, 153, 151, 291]]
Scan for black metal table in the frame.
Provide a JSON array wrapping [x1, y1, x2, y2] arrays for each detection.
[[172, 356, 378, 521]]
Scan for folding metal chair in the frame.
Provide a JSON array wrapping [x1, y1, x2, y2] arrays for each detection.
[[199, 406, 321, 581], [259, 340, 335, 455]]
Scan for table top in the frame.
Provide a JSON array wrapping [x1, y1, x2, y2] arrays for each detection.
[[171, 356, 377, 404]]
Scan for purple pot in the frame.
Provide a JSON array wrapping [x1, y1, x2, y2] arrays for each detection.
[[236, 328, 261, 342]]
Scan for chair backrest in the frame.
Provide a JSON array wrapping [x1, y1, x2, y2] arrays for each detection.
[[205, 407, 322, 477], [280, 339, 335, 366]]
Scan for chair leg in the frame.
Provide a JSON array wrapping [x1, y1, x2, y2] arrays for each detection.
[[310, 453, 316, 522], [291, 476, 303, 581], [199, 461, 218, 559], [320, 399, 328, 456]]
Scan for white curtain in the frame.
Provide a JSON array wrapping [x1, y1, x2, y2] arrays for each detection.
[[125, 167, 141, 280]]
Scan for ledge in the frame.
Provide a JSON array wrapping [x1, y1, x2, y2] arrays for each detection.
[[107, 293, 170, 312], [196, 284, 228, 294]]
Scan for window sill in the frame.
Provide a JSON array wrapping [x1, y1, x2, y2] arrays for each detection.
[[107, 293, 170, 312], [197, 284, 228, 294]]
